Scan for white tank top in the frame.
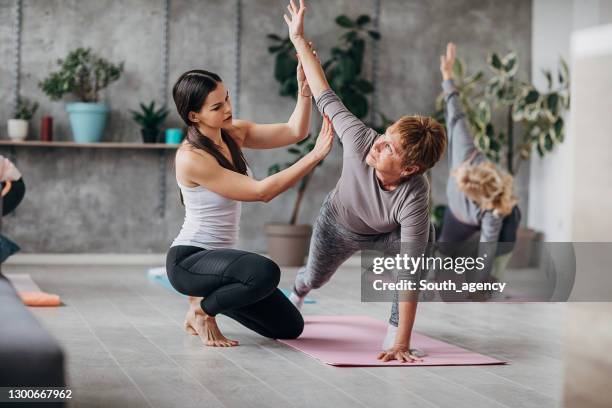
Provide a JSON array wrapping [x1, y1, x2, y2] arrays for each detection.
[[171, 174, 246, 249]]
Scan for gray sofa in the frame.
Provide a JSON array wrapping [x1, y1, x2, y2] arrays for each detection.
[[0, 191, 66, 405], [0, 273, 65, 388]]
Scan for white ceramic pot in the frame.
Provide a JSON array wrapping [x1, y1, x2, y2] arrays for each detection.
[[7, 119, 29, 141]]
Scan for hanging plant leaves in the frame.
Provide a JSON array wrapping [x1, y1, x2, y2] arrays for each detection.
[[453, 59, 464, 80], [267, 34, 282, 41], [502, 52, 518, 76], [559, 57, 569, 85], [546, 93, 559, 115], [542, 69, 553, 90], [356, 14, 371, 26], [268, 164, 281, 176], [352, 78, 374, 94], [524, 88, 540, 105], [488, 52, 503, 71], [335, 15, 354, 28], [368, 30, 381, 40], [275, 52, 297, 82], [343, 88, 368, 119]]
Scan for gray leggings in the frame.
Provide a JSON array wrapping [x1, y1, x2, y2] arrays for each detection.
[[294, 193, 429, 326]]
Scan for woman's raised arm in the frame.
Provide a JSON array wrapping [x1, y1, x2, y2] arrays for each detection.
[[284, 0, 330, 99]]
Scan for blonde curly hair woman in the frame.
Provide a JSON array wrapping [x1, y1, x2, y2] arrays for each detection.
[[453, 161, 517, 218], [438, 43, 521, 285]]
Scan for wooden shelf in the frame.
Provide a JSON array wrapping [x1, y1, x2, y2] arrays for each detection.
[[0, 140, 179, 149]]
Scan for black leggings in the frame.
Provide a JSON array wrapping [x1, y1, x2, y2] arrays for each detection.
[[165, 245, 304, 340], [438, 206, 522, 256]]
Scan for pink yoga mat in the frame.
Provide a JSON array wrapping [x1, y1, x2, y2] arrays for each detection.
[[279, 315, 506, 367]]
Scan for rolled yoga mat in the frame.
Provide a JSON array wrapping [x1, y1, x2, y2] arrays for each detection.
[[278, 315, 506, 367], [5, 273, 61, 307]]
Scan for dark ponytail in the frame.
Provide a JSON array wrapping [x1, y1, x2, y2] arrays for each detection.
[[172, 70, 248, 204]]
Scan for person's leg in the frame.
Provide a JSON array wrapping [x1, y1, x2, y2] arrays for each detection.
[[438, 207, 479, 243], [170, 247, 281, 315], [222, 289, 304, 339], [496, 205, 522, 256], [291, 195, 361, 304], [166, 245, 285, 345]]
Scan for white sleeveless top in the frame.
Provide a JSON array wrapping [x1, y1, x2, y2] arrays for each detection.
[[171, 170, 249, 249]]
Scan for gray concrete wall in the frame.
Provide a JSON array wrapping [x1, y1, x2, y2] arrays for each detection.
[[0, 0, 532, 253]]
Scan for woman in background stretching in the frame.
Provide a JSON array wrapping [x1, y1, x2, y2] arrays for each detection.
[[439, 43, 521, 289]]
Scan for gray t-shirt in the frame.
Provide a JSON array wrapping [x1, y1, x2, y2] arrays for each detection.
[[315, 89, 430, 245], [442, 79, 503, 243]]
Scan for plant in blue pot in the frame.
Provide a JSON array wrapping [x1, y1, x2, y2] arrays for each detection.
[[39, 48, 124, 143]]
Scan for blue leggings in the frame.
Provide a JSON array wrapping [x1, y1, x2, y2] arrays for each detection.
[[166, 245, 303, 339]]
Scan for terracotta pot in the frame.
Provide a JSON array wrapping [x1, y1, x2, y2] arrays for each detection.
[[265, 223, 312, 267], [507, 227, 542, 268]]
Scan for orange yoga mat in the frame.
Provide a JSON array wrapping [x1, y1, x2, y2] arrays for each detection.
[[18, 291, 61, 307], [5, 273, 62, 307]]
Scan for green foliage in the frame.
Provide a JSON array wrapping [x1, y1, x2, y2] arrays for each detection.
[[267, 34, 300, 99], [430, 204, 447, 233], [14, 97, 39, 120], [39, 47, 124, 102], [265, 13, 382, 224], [130, 101, 169, 130], [325, 14, 380, 119], [435, 53, 570, 175]]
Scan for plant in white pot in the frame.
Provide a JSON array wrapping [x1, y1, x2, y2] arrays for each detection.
[[265, 14, 380, 266], [39, 47, 124, 143], [7, 98, 38, 141]]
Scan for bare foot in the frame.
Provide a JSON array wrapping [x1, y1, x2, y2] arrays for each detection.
[[184, 297, 239, 347]]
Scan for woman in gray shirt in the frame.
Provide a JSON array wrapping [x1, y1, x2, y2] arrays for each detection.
[[284, 0, 447, 363]]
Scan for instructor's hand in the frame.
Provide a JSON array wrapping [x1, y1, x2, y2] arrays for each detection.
[[377, 344, 424, 363], [296, 57, 312, 97], [284, 0, 306, 42], [310, 115, 333, 161], [0, 155, 22, 181], [440, 42, 456, 81]]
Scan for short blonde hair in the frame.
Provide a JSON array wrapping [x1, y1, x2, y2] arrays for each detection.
[[391, 115, 447, 175], [453, 161, 517, 217]]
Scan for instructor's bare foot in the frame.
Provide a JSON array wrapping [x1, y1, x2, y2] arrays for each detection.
[[184, 297, 239, 347]]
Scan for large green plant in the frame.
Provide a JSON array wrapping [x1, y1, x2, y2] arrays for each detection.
[[435, 53, 570, 175], [266, 13, 380, 225], [39, 47, 124, 103], [323, 14, 380, 119]]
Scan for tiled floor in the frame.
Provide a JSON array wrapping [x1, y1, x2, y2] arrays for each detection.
[[8, 262, 566, 407]]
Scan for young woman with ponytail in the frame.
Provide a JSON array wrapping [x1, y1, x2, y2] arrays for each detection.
[[166, 66, 333, 347]]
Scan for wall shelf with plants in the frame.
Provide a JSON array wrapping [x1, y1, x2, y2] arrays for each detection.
[[0, 140, 178, 149]]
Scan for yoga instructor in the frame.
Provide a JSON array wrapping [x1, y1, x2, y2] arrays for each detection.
[[166, 67, 333, 347]]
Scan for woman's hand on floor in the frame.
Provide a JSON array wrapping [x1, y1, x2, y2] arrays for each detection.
[[377, 344, 423, 363]]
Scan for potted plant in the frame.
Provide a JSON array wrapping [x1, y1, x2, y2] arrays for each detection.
[[39, 47, 124, 143], [131, 101, 169, 143], [265, 14, 380, 266], [434, 53, 570, 267], [7, 98, 38, 141]]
